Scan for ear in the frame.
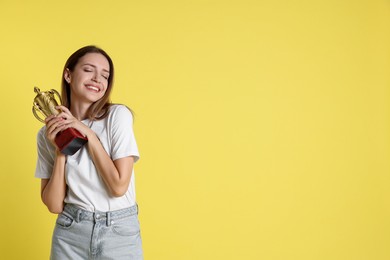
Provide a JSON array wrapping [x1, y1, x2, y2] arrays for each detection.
[[64, 68, 71, 83]]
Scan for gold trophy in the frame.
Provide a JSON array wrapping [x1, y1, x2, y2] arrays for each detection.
[[33, 87, 88, 155]]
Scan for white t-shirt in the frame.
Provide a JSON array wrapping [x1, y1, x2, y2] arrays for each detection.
[[35, 104, 140, 212]]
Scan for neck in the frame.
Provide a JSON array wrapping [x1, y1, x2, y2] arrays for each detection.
[[70, 100, 92, 121]]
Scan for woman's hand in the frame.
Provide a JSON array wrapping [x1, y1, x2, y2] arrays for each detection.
[[45, 105, 94, 149], [45, 115, 67, 149], [53, 106, 93, 137]]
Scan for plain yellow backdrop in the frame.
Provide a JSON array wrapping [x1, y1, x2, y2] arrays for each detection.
[[0, 0, 389, 259]]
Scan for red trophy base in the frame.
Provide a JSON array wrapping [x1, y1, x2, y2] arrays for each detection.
[[55, 128, 88, 155]]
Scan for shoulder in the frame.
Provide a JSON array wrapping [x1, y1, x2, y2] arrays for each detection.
[[108, 104, 134, 120], [37, 125, 47, 140]]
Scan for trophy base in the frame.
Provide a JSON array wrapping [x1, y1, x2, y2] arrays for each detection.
[[55, 128, 88, 155]]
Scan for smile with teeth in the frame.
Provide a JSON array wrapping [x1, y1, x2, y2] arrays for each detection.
[[86, 85, 100, 92]]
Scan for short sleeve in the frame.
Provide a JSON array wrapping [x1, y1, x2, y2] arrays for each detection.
[[108, 105, 140, 162], [35, 127, 56, 179]]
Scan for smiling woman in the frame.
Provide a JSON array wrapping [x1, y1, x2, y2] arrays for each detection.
[[34, 45, 143, 259], [61, 46, 115, 121], [64, 53, 110, 111]]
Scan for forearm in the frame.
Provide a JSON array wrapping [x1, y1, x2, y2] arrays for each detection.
[[42, 152, 67, 213], [86, 131, 130, 197]]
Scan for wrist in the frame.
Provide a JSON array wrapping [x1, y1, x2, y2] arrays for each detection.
[[55, 148, 62, 156], [85, 128, 97, 140], [55, 149, 66, 161]]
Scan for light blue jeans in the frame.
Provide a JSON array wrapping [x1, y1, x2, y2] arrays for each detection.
[[51, 204, 143, 260]]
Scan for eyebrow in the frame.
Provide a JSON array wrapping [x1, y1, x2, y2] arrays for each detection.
[[82, 63, 110, 73]]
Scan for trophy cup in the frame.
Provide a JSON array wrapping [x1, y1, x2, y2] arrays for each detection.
[[32, 87, 88, 155]]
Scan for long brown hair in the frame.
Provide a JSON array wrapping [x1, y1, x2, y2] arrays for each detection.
[[61, 45, 114, 120]]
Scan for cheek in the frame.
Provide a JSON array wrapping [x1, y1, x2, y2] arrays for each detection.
[[100, 86, 108, 97]]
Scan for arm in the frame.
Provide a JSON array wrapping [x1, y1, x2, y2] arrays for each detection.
[[87, 133, 134, 197], [41, 150, 67, 213], [39, 116, 69, 213]]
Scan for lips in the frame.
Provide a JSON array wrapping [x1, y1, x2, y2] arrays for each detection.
[[85, 83, 101, 92]]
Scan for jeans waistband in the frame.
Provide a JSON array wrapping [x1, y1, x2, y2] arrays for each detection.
[[62, 204, 138, 226]]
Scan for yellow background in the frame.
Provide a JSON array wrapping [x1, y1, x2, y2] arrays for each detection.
[[0, 0, 389, 259]]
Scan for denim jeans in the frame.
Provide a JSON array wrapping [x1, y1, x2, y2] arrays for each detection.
[[51, 204, 143, 260]]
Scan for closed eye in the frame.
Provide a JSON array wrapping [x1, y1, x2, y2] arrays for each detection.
[[83, 65, 94, 72]]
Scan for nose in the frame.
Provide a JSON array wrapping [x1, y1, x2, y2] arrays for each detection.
[[92, 72, 100, 83]]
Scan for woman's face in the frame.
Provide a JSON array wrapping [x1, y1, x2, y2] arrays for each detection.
[[65, 52, 110, 105]]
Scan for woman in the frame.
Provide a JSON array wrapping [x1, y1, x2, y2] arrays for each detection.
[[35, 45, 143, 259]]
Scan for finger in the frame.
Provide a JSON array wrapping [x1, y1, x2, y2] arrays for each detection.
[[57, 111, 77, 121], [45, 115, 55, 123], [46, 114, 65, 124], [47, 125, 66, 143], [55, 112, 71, 120], [51, 124, 70, 136], [46, 118, 66, 135], [56, 105, 72, 115], [46, 117, 63, 129]]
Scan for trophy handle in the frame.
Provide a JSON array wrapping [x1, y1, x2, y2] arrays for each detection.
[[50, 89, 63, 106], [32, 104, 46, 123]]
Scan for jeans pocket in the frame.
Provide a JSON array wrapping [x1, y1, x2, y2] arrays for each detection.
[[56, 213, 75, 229], [112, 215, 140, 236]]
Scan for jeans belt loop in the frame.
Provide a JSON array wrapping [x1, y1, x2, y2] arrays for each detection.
[[75, 209, 82, 223], [106, 212, 111, 227]]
